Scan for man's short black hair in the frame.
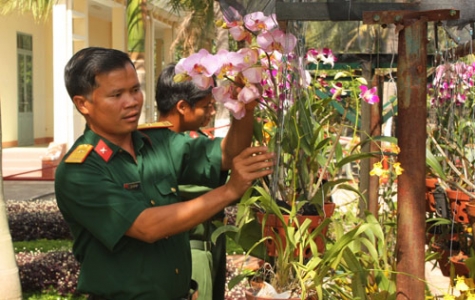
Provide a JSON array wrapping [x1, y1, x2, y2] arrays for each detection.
[[64, 47, 135, 100]]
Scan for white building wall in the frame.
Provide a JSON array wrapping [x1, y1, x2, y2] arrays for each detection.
[[0, 11, 53, 147]]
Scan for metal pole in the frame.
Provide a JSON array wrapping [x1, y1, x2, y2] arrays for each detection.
[[395, 16, 427, 300]]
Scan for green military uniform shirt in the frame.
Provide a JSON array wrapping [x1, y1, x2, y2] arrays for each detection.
[[55, 127, 224, 299]]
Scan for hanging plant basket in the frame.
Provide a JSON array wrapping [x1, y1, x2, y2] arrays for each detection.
[[256, 202, 335, 258]]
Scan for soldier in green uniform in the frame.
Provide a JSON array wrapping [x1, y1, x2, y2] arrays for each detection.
[[155, 63, 225, 300], [55, 47, 273, 300]]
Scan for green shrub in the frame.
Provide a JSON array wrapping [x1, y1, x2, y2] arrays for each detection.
[[7, 199, 72, 241]]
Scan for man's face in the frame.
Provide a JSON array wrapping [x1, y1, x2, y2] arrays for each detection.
[[82, 63, 143, 144], [184, 94, 216, 131]]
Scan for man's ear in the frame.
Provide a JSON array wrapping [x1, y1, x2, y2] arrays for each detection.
[[176, 100, 189, 116], [73, 95, 90, 115]]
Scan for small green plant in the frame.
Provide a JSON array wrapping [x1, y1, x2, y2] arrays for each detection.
[[13, 239, 73, 253]]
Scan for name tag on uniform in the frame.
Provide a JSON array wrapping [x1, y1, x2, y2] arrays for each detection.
[[124, 182, 141, 190]]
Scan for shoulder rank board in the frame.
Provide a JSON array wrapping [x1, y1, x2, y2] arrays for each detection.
[[64, 144, 94, 163], [138, 121, 173, 130]]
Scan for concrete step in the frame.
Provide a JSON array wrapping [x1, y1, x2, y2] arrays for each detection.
[[2, 147, 48, 179]]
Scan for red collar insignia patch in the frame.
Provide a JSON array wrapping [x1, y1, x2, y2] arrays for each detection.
[[94, 139, 113, 162]]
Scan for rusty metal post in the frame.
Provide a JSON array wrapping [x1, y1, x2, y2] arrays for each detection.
[[395, 17, 427, 300]]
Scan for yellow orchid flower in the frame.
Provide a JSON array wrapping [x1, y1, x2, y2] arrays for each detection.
[[442, 295, 455, 300], [455, 275, 469, 291], [467, 292, 475, 300], [370, 161, 385, 176], [389, 143, 401, 155], [393, 162, 404, 175], [263, 121, 276, 144]]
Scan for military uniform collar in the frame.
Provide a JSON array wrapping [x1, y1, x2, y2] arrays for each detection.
[[82, 129, 151, 162]]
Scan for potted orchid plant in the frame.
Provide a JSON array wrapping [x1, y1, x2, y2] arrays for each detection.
[[174, 9, 387, 299], [425, 58, 475, 286]]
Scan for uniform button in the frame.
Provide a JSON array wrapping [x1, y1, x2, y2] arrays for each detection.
[[171, 187, 176, 193], [119, 149, 123, 153], [150, 200, 156, 206], [175, 268, 179, 274]]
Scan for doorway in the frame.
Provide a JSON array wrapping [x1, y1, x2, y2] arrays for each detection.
[[17, 33, 34, 146]]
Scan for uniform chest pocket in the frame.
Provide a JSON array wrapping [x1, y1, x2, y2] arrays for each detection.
[[155, 179, 179, 200]]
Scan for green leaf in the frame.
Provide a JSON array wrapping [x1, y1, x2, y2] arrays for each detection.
[[426, 148, 447, 180]]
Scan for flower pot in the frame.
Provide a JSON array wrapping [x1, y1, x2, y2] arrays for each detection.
[[256, 202, 335, 258], [431, 242, 452, 277], [425, 178, 438, 213], [466, 201, 475, 219], [447, 189, 474, 224], [450, 253, 470, 277]]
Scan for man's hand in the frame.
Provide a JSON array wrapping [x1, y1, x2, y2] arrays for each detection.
[[225, 146, 274, 200]]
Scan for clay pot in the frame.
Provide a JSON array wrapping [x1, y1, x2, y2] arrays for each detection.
[[450, 253, 470, 277], [431, 242, 451, 277], [425, 178, 439, 213], [446, 188, 474, 224], [256, 202, 335, 258]]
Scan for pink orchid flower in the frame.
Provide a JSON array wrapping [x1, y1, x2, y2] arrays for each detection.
[[242, 66, 263, 84], [214, 49, 245, 79], [330, 82, 346, 101], [229, 26, 252, 43], [243, 12, 277, 32], [212, 83, 235, 104], [238, 48, 259, 68], [237, 84, 261, 103], [179, 49, 220, 89], [305, 48, 337, 67], [223, 99, 246, 120], [359, 85, 380, 104], [256, 29, 297, 54]]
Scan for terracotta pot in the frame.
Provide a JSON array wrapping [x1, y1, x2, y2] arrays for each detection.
[[425, 178, 438, 213], [256, 202, 335, 258], [446, 188, 474, 224], [450, 253, 470, 277], [431, 243, 451, 277], [466, 202, 475, 219]]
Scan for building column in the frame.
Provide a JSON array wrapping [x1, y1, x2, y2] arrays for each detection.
[[53, 0, 75, 148], [112, 6, 126, 51], [142, 12, 155, 123]]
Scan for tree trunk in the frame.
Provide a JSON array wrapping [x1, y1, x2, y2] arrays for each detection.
[[0, 97, 22, 299]]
